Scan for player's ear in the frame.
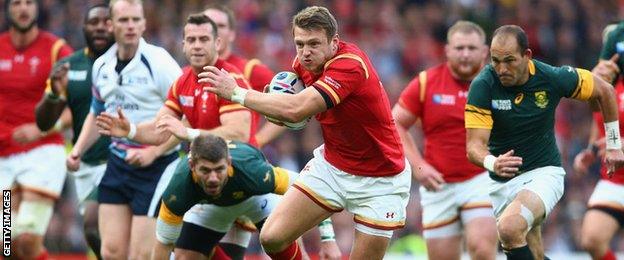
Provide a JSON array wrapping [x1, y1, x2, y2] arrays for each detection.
[[226, 155, 232, 165], [215, 36, 222, 50]]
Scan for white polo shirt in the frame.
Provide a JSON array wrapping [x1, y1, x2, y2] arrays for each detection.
[[91, 38, 182, 158]]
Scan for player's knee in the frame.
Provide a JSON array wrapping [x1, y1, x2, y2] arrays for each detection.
[[259, 228, 287, 252], [580, 231, 604, 252], [15, 233, 43, 258], [466, 239, 495, 259], [497, 215, 527, 245], [101, 243, 127, 260]]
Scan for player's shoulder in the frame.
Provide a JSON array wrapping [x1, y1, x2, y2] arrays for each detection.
[[38, 31, 63, 44], [93, 44, 117, 66], [62, 48, 88, 62], [533, 59, 575, 78], [472, 64, 496, 84], [424, 63, 450, 79], [228, 140, 261, 158], [324, 41, 367, 69], [219, 59, 244, 74]]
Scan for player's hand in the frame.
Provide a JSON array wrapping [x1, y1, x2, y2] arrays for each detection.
[[125, 147, 158, 167], [96, 107, 130, 137], [573, 148, 595, 174], [318, 240, 342, 260], [198, 66, 237, 100], [493, 150, 523, 178], [11, 123, 43, 144], [49, 62, 70, 96], [66, 151, 81, 172], [414, 163, 445, 191], [156, 114, 187, 140], [604, 148, 624, 177], [592, 54, 620, 83]]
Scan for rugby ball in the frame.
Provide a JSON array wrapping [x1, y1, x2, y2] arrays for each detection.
[[266, 71, 309, 130]]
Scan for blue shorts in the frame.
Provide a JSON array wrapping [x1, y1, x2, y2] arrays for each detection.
[[99, 152, 179, 216]]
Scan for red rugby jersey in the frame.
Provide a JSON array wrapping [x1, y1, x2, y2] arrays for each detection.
[[593, 80, 624, 184], [225, 54, 274, 133], [165, 59, 257, 146], [398, 63, 484, 183], [0, 31, 73, 156], [293, 41, 405, 177]]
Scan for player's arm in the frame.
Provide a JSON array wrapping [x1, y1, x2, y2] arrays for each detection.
[[202, 110, 251, 141], [392, 104, 445, 190], [96, 106, 180, 145], [465, 98, 523, 178], [67, 112, 101, 171], [199, 67, 327, 123], [255, 122, 288, 148], [153, 201, 184, 260]]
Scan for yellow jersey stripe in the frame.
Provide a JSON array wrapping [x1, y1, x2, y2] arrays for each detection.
[[158, 202, 183, 225], [465, 104, 491, 115], [219, 104, 246, 113], [315, 80, 341, 105], [465, 106, 493, 129], [528, 60, 536, 75], [51, 39, 66, 64], [324, 53, 369, 79], [164, 100, 181, 113], [244, 59, 260, 80], [418, 71, 427, 103], [571, 68, 594, 101], [272, 167, 290, 195]]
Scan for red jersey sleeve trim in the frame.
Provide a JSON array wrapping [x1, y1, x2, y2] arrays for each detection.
[[244, 59, 260, 81], [323, 53, 369, 79], [418, 71, 427, 103], [315, 80, 341, 105], [51, 39, 67, 64]]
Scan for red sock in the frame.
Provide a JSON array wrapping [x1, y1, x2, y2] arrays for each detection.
[[210, 245, 232, 260], [266, 242, 302, 260], [602, 250, 616, 260], [34, 249, 48, 260]]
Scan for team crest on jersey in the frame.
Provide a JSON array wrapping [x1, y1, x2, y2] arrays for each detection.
[[514, 93, 524, 105], [534, 91, 548, 108], [179, 95, 194, 107], [0, 59, 11, 71], [491, 100, 512, 110]]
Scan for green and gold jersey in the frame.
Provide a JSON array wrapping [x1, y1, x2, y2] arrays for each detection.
[[600, 21, 624, 78], [158, 140, 292, 225], [465, 59, 594, 182], [58, 48, 110, 165]]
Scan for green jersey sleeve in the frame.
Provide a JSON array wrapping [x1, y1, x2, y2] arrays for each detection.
[[548, 65, 594, 101]]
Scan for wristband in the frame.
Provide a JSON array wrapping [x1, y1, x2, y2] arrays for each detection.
[[604, 121, 622, 150], [231, 87, 249, 105], [318, 218, 335, 242], [483, 155, 496, 172], [127, 123, 137, 140], [186, 127, 201, 141]]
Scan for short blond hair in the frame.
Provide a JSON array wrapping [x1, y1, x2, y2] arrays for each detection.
[[109, 0, 143, 17], [447, 20, 486, 44], [292, 6, 337, 41]]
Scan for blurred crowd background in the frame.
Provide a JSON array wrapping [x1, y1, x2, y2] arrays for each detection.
[[1, 0, 623, 256]]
